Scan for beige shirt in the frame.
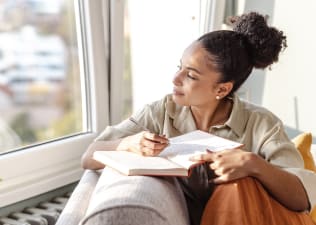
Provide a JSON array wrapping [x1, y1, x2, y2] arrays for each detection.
[[96, 94, 316, 209]]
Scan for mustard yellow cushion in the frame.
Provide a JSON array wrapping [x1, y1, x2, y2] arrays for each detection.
[[311, 205, 316, 223], [292, 132, 316, 172], [292, 132, 316, 223]]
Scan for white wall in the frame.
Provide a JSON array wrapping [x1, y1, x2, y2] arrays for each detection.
[[240, 0, 316, 140], [264, 1, 316, 138]]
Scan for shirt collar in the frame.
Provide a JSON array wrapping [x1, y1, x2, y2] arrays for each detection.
[[165, 94, 248, 137], [165, 95, 197, 134], [225, 94, 248, 137]]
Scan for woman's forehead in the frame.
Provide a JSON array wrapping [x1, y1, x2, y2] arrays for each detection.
[[182, 42, 206, 63], [182, 42, 217, 71]]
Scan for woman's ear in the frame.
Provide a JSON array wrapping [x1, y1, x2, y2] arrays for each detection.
[[217, 82, 233, 98]]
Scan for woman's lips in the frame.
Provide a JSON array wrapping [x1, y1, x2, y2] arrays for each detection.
[[173, 88, 184, 96]]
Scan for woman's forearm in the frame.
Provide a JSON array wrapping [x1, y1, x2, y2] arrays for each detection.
[[252, 155, 309, 211]]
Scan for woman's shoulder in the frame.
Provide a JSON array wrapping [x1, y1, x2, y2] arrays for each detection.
[[237, 96, 282, 124], [133, 94, 176, 121], [143, 94, 173, 111], [142, 94, 187, 120], [145, 93, 182, 109]]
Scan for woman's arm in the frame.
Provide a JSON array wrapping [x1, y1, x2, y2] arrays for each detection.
[[191, 149, 310, 211], [250, 153, 309, 211], [81, 132, 169, 170]]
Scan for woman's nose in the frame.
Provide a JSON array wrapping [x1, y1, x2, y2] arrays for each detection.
[[172, 71, 183, 85]]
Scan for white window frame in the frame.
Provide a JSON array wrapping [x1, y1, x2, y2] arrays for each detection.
[[199, 0, 226, 33], [109, 0, 125, 124], [0, 0, 110, 207]]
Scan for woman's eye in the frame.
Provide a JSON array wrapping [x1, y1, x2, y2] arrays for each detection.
[[187, 74, 197, 80]]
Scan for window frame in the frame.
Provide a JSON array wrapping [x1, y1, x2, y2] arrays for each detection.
[[0, 0, 110, 207]]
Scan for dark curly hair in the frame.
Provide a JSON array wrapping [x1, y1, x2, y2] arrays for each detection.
[[197, 12, 287, 95]]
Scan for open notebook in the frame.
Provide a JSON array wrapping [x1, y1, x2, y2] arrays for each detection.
[[93, 130, 243, 176]]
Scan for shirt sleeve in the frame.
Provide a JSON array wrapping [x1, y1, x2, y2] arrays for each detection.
[[283, 167, 316, 211], [94, 97, 167, 141], [260, 124, 316, 211]]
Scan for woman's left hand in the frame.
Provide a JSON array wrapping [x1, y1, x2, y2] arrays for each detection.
[[190, 149, 260, 184]]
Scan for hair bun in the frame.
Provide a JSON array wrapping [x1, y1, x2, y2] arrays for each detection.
[[229, 12, 287, 69]]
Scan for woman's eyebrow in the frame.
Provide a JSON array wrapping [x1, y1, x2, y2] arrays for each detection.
[[185, 66, 202, 74], [180, 60, 202, 74]]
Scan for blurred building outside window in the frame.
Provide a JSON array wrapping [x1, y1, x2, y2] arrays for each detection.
[[0, 0, 84, 153]]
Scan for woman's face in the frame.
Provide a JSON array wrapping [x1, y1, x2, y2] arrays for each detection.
[[172, 42, 223, 107]]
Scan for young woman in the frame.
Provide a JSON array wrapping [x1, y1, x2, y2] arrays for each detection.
[[81, 12, 315, 225]]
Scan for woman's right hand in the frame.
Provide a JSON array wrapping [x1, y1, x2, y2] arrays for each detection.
[[117, 131, 169, 156]]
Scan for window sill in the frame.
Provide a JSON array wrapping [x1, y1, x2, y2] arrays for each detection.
[[0, 133, 95, 207]]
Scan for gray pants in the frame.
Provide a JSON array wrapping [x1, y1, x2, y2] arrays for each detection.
[[177, 163, 216, 225]]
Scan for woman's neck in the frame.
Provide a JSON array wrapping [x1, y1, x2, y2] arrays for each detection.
[[191, 98, 233, 132]]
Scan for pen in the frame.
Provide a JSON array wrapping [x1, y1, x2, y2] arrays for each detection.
[[129, 117, 150, 132]]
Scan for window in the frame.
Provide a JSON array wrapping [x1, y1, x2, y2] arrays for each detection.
[[0, 0, 85, 154], [0, 0, 109, 207], [121, 0, 201, 116], [120, 0, 229, 117]]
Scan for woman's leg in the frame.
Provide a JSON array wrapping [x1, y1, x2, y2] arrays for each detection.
[[177, 163, 216, 225], [200, 177, 315, 225]]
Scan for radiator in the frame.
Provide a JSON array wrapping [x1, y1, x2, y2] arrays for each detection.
[[0, 193, 70, 225]]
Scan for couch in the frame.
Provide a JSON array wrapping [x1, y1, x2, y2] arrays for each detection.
[[56, 168, 190, 225], [56, 143, 316, 225]]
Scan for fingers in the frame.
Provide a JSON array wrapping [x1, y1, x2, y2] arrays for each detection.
[[205, 150, 252, 184], [192, 152, 235, 184], [189, 151, 222, 162], [210, 168, 247, 184], [143, 132, 169, 144], [141, 132, 169, 155], [127, 144, 162, 156], [141, 146, 163, 156], [127, 131, 169, 156], [210, 173, 234, 184], [210, 162, 231, 176], [140, 138, 167, 152]]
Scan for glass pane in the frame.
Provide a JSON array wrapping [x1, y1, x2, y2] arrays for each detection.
[[123, 0, 200, 116], [0, 0, 84, 153]]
